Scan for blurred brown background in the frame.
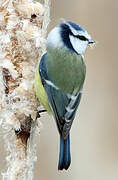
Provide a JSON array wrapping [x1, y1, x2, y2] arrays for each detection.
[[1, 0, 118, 179]]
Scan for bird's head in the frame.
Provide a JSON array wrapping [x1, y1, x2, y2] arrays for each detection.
[[47, 21, 95, 55]]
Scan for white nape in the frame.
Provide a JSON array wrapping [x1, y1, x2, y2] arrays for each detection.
[[46, 26, 64, 50]]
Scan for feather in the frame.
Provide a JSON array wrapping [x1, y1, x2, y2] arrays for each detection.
[[39, 52, 83, 138], [58, 135, 71, 170], [39, 50, 85, 170]]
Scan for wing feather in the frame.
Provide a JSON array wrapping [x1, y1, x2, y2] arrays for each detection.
[[39, 53, 82, 139]]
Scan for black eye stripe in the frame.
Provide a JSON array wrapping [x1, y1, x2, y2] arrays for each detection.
[[66, 25, 88, 41], [74, 35, 88, 41], [69, 31, 88, 41]]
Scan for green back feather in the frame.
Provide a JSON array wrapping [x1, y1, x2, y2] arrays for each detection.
[[46, 48, 86, 94]]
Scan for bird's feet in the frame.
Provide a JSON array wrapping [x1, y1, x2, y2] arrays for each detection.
[[36, 109, 47, 118]]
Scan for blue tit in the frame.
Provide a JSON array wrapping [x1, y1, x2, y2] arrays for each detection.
[[34, 21, 95, 170]]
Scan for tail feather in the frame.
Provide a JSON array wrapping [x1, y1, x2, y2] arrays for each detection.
[[58, 135, 71, 170]]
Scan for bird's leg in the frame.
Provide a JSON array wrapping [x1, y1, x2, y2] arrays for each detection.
[[38, 109, 47, 113], [36, 109, 47, 118]]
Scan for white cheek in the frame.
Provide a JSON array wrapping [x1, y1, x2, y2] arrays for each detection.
[[69, 35, 88, 54]]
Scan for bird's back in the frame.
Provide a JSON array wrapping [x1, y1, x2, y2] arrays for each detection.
[[46, 48, 86, 94]]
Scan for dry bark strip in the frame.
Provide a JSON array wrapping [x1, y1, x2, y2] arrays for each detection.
[[0, 0, 50, 179]]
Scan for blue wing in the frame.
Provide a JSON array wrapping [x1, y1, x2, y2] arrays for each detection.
[[39, 53, 82, 139]]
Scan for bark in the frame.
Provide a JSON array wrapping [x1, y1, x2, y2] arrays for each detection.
[[0, 0, 50, 179]]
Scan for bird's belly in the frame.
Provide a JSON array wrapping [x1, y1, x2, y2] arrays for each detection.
[[34, 67, 51, 112]]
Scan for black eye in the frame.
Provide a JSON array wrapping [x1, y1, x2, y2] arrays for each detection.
[[76, 35, 87, 41]]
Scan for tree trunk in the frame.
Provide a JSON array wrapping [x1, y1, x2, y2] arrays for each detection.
[[0, 0, 50, 179]]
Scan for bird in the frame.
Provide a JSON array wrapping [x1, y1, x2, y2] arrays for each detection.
[[34, 21, 95, 170]]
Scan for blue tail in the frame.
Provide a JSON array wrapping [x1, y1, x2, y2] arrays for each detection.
[[58, 135, 71, 170]]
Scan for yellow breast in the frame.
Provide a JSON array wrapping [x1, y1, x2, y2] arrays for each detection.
[[34, 66, 51, 112]]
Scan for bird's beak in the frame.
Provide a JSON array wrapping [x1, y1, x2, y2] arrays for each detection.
[[88, 38, 96, 44]]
